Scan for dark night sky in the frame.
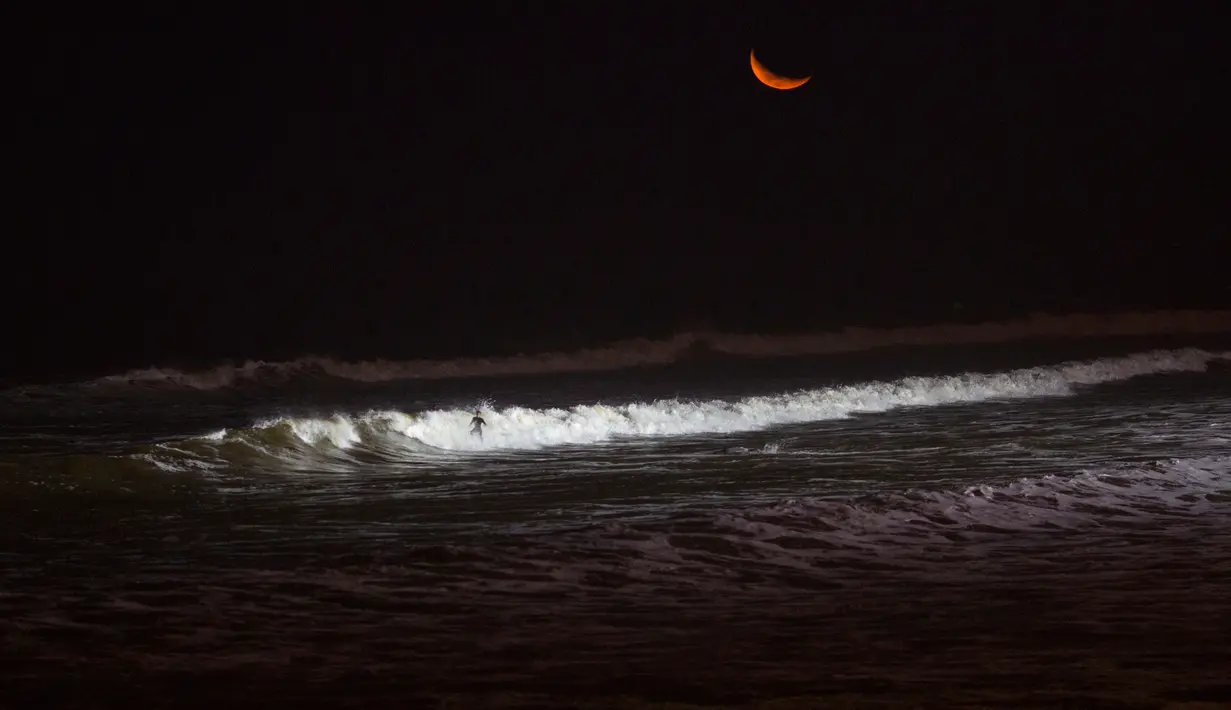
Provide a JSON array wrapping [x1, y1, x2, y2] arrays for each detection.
[[14, 3, 1228, 378]]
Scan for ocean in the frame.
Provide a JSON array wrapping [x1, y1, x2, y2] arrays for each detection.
[[4, 316, 1231, 709]]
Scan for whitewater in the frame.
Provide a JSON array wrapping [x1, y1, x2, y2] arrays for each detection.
[[161, 347, 1223, 458], [4, 331, 1231, 709]]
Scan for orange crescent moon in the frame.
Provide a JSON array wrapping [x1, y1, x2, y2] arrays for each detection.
[[750, 49, 811, 90]]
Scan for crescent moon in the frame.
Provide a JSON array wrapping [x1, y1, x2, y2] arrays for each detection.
[[750, 49, 811, 91]]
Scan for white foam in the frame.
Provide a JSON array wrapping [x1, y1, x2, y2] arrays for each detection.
[[538, 455, 1231, 594], [284, 415, 363, 449], [238, 348, 1227, 453], [741, 455, 1231, 543]]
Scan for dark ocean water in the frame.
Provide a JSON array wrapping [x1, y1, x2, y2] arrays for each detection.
[[3, 336, 1231, 709]]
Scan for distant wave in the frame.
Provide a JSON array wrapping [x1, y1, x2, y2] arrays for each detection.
[[51, 309, 1231, 391], [114, 348, 1227, 473]]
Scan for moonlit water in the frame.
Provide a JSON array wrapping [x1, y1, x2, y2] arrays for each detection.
[[4, 338, 1231, 708]]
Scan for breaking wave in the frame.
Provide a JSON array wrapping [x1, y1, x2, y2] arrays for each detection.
[[128, 348, 1228, 472], [58, 310, 1231, 390]]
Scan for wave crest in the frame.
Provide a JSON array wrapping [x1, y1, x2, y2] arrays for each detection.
[[72, 309, 1231, 391], [124, 348, 1229, 472]]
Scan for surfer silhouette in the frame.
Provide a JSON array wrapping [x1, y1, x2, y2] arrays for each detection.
[[470, 410, 486, 440]]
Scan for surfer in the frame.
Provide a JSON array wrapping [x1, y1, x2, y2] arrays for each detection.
[[470, 410, 486, 440]]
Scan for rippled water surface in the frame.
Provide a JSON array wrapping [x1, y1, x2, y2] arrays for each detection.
[[3, 347, 1231, 708]]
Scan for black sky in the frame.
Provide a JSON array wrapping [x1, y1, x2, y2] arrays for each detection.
[[15, 2, 1228, 378]]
